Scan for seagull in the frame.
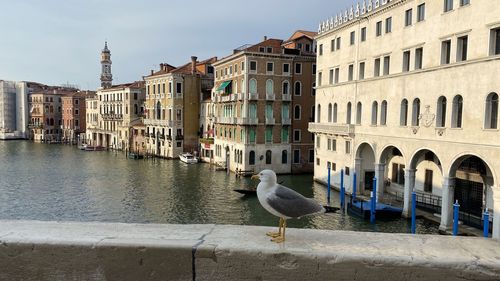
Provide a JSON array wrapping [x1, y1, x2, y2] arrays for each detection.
[[251, 170, 337, 243]]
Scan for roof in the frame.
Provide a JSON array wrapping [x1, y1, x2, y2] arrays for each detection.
[[102, 81, 144, 91], [282, 30, 317, 45], [146, 57, 217, 77]]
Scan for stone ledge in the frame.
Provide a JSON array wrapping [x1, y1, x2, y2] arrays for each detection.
[[0, 220, 499, 281]]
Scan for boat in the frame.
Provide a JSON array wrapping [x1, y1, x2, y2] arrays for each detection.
[[179, 153, 198, 164], [128, 152, 144, 159], [233, 188, 256, 195], [78, 144, 87, 150], [347, 199, 403, 220], [84, 146, 106, 151]]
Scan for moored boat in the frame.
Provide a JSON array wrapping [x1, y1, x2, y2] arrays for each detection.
[[179, 153, 198, 164]]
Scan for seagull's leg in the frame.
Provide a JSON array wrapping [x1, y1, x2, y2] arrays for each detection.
[[266, 217, 282, 238], [272, 219, 286, 243]]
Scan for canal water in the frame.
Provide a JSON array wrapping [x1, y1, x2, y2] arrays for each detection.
[[0, 141, 438, 234]]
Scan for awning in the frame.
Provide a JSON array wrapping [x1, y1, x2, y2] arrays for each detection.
[[216, 81, 232, 91]]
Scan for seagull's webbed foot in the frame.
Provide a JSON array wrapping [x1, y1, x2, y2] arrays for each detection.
[[271, 219, 286, 243], [271, 236, 285, 243], [266, 217, 283, 238]]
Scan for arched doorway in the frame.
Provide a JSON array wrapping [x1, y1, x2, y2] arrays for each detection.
[[378, 146, 405, 198], [449, 155, 494, 230], [355, 143, 376, 194]]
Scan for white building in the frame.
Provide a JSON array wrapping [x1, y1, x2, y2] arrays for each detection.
[[312, 0, 500, 238], [0, 80, 29, 140]]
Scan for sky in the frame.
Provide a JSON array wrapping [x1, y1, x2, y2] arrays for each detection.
[[0, 0, 353, 90]]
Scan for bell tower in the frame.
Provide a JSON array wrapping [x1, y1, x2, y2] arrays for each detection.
[[100, 41, 113, 89]]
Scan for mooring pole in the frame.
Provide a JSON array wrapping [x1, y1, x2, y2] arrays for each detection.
[[453, 200, 460, 236], [411, 191, 417, 234], [352, 172, 357, 201], [370, 191, 375, 224], [483, 208, 490, 238], [340, 169, 344, 209], [327, 163, 331, 205]]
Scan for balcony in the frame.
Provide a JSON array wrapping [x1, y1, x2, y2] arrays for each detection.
[[282, 94, 291, 101], [265, 117, 275, 125], [236, 93, 244, 101], [248, 93, 258, 100], [102, 113, 123, 121], [144, 119, 171, 127], [166, 135, 172, 140], [265, 93, 275, 101], [282, 118, 291, 125], [308, 123, 355, 136], [175, 135, 184, 140], [236, 118, 258, 125], [200, 138, 214, 145], [218, 117, 237, 124]]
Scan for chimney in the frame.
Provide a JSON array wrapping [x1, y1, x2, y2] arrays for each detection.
[[191, 56, 198, 74], [151, 70, 154, 75], [263, 36, 267, 41], [160, 63, 164, 70]]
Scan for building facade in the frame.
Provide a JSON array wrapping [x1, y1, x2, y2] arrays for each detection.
[[143, 56, 216, 158], [29, 91, 63, 142], [61, 91, 90, 143], [312, 0, 500, 238], [0, 80, 29, 139], [212, 32, 316, 174]]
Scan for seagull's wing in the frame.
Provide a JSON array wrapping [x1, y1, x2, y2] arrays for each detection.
[[266, 184, 325, 218]]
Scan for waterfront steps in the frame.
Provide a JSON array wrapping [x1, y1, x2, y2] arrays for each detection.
[[0, 220, 499, 280]]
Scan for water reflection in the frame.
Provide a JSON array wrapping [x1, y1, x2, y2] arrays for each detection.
[[0, 141, 438, 234]]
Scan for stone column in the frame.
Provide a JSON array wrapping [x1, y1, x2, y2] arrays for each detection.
[[375, 163, 386, 202], [439, 177, 455, 232], [402, 169, 416, 218], [493, 188, 500, 239], [354, 158, 362, 194]]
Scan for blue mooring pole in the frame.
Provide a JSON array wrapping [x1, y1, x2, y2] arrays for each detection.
[[411, 191, 417, 234], [373, 177, 377, 203], [340, 169, 345, 209], [327, 164, 331, 204], [484, 209, 490, 238], [453, 200, 460, 236], [370, 191, 375, 224], [352, 172, 357, 201]]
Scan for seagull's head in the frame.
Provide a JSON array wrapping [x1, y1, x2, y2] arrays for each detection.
[[251, 170, 277, 184]]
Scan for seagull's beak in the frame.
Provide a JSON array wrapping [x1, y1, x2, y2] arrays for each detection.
[[251, 174, 260, 181]]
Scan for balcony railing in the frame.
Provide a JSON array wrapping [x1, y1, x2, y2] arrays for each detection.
[[282, 93, 291, 101], [308, 123, 355, 136], [175, 135, 184, 140], [218, 117, 237, 124], [236, 118, 258, 125], [265, 117, 275, 125], [248, 93, 258, 100], [282, 118, 291, 125], [265, 93, 275, 101], [102, 113, 123, 120]]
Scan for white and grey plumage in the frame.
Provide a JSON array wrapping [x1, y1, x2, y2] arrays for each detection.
[[252, 170, 325, 243]]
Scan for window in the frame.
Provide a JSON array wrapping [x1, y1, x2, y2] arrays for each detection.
[[281, 150, 288, 164], [249, 79, 257, 94], [336, 37, 341, 50], [460, 0, 470, 6], [412, 98, 421, 126], [328, 103, 332, 123], [356, 102, 362, 125], [417, 3, 425, 22], [348, 64, 354, 81], [312, 64, 316, 75], [444, 0, 453, 12], [457, 36, 468, 62], [371, 101, 378, 125], [436, 96, 447, 127], [329, 69, 334, 85], [265, 127, 273, 143], [250, 61, 257, 72], [281, 127, 289, 143], [401, 99, 409, 126], [282, 81, 289, 95], [309, 150, 314, 163], [293, 129, 301, 142], [305, 44, 311, 52], [266, 80, 274, 95], [249, 127, 256, 143], [312, 82, 316, 96], [316, 136, 321, 149], [392, 163, 406, 185], [267, 47, 272, 53], [294, 81, 302, 96], [266, 150, 272, 165], [317, 104, 321, 123], [294, 105, 301, 120], [485, 93, 499, 129], [359, 62, 365, 80], [333, 103, 338, 123], [346, 102, 352, 124], [176, 82, 182, 94], [383, 56, 390, 75], [293, 150, 300, 164], [283, 63, 290, 74], [331, 39, 335, 52], [374, 58, 381, 77], [345, 141, 351, 154], [376, 21, 382, 36], [267, 62, 274, 73], [318, 72, 322, 86], [334, 67, 340, 83], [424, 169, 433, 193], [361, 27, 367, 42], [441, 40, 451, 65], [241, 61, 245, 71], [385, 17, 392, 33], [350, 31, 355, 45], [319, 44, 323, 55], [380, 100, 388, 126], [247, 151, 255, 165], [295, 63, 302, 74], [490, 28, 500, 55], [403, 51, 411, 72], [405, 9, 413, 26], [415, 47, 423, 70], [452, 95, 463, 128]]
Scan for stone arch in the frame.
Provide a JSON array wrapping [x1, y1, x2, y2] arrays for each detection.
[[378, 145, 406, 196], [355, 142, 376, 194], [408, 148, 444, 200]]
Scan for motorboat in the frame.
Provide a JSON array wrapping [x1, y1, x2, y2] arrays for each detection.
[[179, 153, 198, 164], [84, 146, 106, 151]]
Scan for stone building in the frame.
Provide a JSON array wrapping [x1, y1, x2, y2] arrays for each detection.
[[0, 80, 30, 139], [61, 91, 92, 143], [29, 91, 63, 142], [212, 31, 316, 174], [312, 0, 500, 238], [143, 56, 216, 158]]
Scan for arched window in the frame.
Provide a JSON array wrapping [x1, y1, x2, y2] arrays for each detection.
[[371, 101, 378, 125], [452, 95, 463, 128], [266, 150, 272, 164], [266, 79, 274, 95], [400, 99, 408, 126], [249, 79, 257, 94], [294, 105, 301, 120], [134, 104, 138, 115], [249, 151, 255, 165], [317, 104, 321, 123], [282, 81, 289, 95], [294, 81, 302, 96], [281, 150, 287, 164], [346, 102, 352, 124], [333, 103, 338, 123], [311, 105, 315, 122], [156, 101, 161, 120], [356, 102, 362, 125], [312, 82, 316, 96], [485, 93, 498, 129], [380, 100, 387, 126], [328, 103, 332, 122], [436, 96, 447, 127], [412, 98, 421, 126]]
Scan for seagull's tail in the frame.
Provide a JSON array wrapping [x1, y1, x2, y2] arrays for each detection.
[[323, 206, 340, 213]]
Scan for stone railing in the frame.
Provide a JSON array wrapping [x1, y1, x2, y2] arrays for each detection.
[[0, 220, 498, 281], [308, 122, 355, 136], [236, 118, 258, 125]]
